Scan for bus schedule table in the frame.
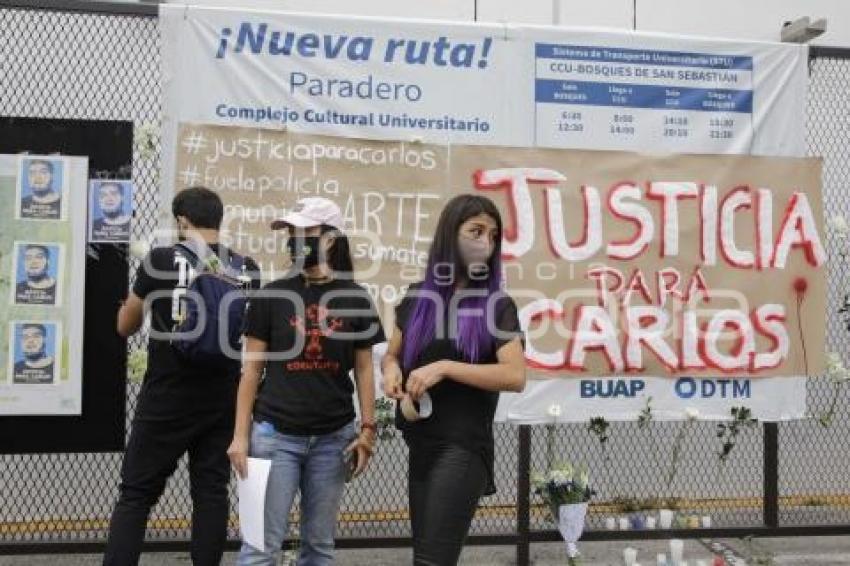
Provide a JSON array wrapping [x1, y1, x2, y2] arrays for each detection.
[[534, 43, 754, 154]]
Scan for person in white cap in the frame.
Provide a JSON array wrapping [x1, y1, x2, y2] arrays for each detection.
[[228, 197, 385, 566]]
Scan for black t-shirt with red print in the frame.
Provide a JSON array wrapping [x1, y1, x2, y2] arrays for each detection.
[[245, 274, 385, 436]]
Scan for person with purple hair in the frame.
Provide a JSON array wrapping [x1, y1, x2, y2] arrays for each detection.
[[382, 194, 526, 565]]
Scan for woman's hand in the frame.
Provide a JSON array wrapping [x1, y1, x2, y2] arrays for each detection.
[[345, 429, 375, 478], [382, 361, 405, 400], [227, 435, 250, 480], [405, 360, 446, 401]]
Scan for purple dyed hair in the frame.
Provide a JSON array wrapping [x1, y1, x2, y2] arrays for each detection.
[[401, 195, 504, 371]]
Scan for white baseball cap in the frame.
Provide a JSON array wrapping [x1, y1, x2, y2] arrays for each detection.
[[271, 197, 344, 231]]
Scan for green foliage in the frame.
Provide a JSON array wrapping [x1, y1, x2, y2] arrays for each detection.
[[637, 396, 653, 429], [374, 397, 396, 440], [127, 348, 148, 383], [587, 416, 610, 446], [817, 353, 850, 427], [716, 406, 758, 463]]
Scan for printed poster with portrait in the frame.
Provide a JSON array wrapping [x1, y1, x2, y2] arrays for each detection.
[[88, 179, 132, 243], [11, 241, 64, 306], [0, 154, 87, 415], [8, 320, 61, 385], [16, 156, 69, 221]]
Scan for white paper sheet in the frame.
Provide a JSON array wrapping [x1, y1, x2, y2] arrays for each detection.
[[237, 457, 272, 552]]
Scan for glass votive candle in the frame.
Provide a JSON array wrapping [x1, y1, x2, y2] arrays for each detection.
[[688, 515, 701, 529], [669, 538, 684, 563], [631, 514, 645, 530], [659, 509, 674, 529]]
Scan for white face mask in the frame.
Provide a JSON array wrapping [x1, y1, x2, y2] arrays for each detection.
[[458, 234, 494, 276]]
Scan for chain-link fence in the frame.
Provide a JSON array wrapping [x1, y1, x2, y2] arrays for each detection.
[[1, 2, 848, 558], [776, 49, 850, 529]]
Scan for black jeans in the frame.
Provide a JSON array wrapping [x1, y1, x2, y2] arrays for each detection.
[[408, 441, 488, 566], [103, 409, 233, 566]]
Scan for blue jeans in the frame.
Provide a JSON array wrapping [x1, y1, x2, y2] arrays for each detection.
[[237, 420, 356, 566]]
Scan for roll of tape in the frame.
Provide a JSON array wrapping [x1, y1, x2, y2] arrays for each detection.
[[400, 392, 433, 422]]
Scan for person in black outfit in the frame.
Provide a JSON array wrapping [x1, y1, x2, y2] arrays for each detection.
[[228, 197, 384, 565], [382, 194, 526, 566], [103, 187, 261, 566]]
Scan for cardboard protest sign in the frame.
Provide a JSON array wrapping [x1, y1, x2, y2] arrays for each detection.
[[175, 123, 824, 380]]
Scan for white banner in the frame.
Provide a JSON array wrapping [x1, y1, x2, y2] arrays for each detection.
[[160, 5, 809, 207], [497, 376, 808, 423], [160, 5, 814, 421]]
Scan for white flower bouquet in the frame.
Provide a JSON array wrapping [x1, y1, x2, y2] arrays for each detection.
[[532, 462, 594, 563]]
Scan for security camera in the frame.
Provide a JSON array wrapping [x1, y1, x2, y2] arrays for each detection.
[[781, 17, 827, 43]]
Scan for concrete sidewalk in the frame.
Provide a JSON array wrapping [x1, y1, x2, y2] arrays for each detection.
[[2, 537, 849, 565]]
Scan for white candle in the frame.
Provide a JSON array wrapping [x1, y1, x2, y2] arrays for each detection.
[[645, 516, 657, 529], [659, 509, 674, 529], [624, 547, 638, 566], [656, 553, 667, 566], [669, 539, 684, 563], [605, 517, 617, 530], [619, 516, 631, 530], [701, 515, 712, 528]]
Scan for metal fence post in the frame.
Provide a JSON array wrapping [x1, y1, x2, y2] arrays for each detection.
[[517, 424, 532, 566], [763, 422, 779, 527]]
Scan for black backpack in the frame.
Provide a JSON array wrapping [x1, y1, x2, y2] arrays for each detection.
[[171, 243, 251, 369]]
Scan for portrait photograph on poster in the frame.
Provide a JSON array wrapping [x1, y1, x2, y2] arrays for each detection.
[[15, 156, 68, 221], [0, 118, 130, 446], [88, 179, 132, 243], [7, 320, 61, 386], [10, 241, 64, 307]]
